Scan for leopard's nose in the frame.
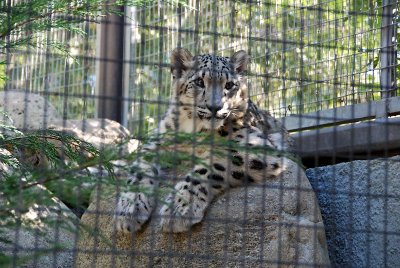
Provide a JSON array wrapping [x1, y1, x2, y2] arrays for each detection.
[[206, 104, 223, 116]]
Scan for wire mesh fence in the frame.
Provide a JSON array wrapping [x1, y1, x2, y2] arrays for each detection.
[[0, 0, 399, 267], [125, 0, 399, 136], [3, 0, 98, 119]]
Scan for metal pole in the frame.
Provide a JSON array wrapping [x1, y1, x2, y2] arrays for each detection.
[[380, 0, 396, 99], [97, 2, 124, 123]]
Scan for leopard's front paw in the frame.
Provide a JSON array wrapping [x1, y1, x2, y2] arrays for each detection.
[[113, 192, 154, 233], [159, 191, 207, 233]]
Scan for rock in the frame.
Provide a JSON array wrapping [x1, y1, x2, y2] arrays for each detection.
[[53, 118, 129, 145], [0, 148, 17, 175], [0, 92, 142, 267], [0, 91, 139, 153], [49, 118, 139, 154], [306, 156, 400, 268], [0, 139, 79, 267], [0, 188, 79, 268], [43, 118, 139, 211], [75, 159, 330, 267], [0, 91, 61, 130], [0, 146, 76, 268]]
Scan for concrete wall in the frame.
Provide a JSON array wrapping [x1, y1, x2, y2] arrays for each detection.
[[306, 156, 400, 267]]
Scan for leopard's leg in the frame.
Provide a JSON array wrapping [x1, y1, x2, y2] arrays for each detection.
[[158, 143, 289, 233], [226, 152, 289, 187], [159, 165, 227, 233], [225, 127, 289, 185], [113, 161, 159, 233]]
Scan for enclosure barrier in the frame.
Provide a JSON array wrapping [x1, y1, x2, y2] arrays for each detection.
[[1, 0, 399, 267]]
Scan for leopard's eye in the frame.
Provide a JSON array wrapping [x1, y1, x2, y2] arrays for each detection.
[[225, 81, 235, 90], [194, 78, 205, 88]]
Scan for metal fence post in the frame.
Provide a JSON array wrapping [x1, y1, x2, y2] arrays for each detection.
[[96, 2, 124, 123], [380, 0, 396, 100]]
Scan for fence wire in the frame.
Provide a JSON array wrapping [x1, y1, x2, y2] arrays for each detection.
[[126, 0, 399, 135], [3, 0, 98, 119], [0, 0, 399, 267]]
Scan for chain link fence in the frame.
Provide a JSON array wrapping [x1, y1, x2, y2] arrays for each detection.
[[125, 0, 399, 135], [3, 0, 98, 119], [1, 0, 399, 267]]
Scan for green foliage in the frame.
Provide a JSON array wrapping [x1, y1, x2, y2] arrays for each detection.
[[0, 115, 103, 204], [142, 131, 303, 170], [0, 120, 92, 265]]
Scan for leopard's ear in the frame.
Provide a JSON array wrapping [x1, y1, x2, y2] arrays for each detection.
[[230, 50, 249, 74], [171, 48, 193, 78]]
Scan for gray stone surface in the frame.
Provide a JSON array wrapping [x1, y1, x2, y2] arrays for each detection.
[[0, 152, 77, 268], [0, 91, 138, 154], [0, 191, 79, 268], [75, 159, 330, 267], [0, 91, 61, 129], [0, 149, 77, 267], [306, 156, 400, 267]]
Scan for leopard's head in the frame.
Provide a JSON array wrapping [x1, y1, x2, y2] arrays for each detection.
[[170, 48, 249, 131]]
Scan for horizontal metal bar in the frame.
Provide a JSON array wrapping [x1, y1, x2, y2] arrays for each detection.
[[282, 96, 400, 131], [291, 117, 400, 159]]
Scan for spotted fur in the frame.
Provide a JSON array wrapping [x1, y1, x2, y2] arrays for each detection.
[[114, 48, 294, 233]]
